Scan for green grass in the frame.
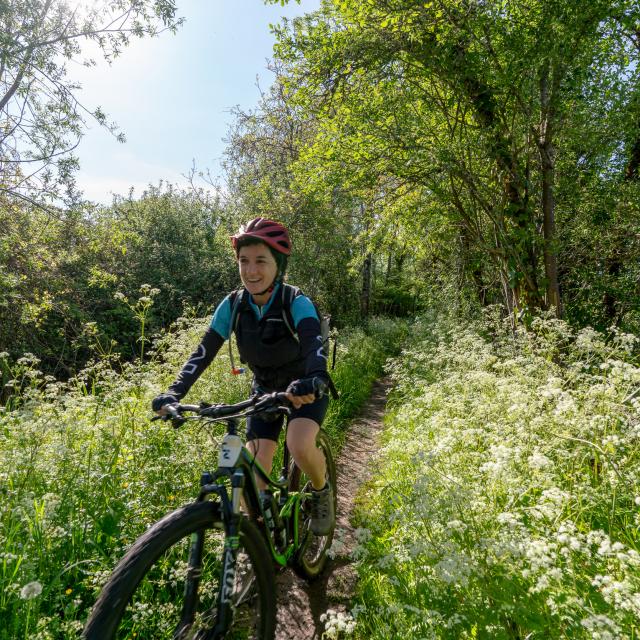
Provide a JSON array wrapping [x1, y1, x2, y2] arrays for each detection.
[[0, 314, 406, 639]]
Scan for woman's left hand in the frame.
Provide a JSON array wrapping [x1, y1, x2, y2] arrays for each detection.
[[284, 392, 316, 409]]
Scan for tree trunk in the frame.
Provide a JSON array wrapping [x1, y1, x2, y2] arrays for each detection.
[[359, 202, 371, 317], [540, 154, 561, 315], [457, 60, 542, 310], [625, 135, 640, 180], [460, 225, 486, 305], [361, 253, 372, 318], [602, 114, 640, 323], [538, 65, 563, 317]]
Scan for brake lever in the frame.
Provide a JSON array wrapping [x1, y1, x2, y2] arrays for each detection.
[[313, 377, 328, 398], [163, 405, 185, 429], [171, 416, 186, 429], [150, 413, 185, 428]]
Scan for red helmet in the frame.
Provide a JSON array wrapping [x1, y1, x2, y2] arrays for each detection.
[[230, 217, 292, 256]]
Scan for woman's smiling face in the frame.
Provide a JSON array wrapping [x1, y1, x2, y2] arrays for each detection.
[[238, 242, 278, 301]]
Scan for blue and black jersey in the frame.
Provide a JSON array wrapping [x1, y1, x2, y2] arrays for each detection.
[[167, 283, 328, 399]]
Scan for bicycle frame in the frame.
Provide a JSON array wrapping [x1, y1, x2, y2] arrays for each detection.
[[198, 417, 309, 561], [182, 413, 311, 637], [85, 387, 332, 640]]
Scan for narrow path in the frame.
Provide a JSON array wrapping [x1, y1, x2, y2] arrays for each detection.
[[274, 378, 391, 640]]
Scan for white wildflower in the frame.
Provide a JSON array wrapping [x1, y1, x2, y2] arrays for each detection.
[[554, 393, 576, 415], [320, 608, 356, 638], [433, 553, 473, 586], [353, 527, 372, 543], [328, 528, 347, 559], [497, 512, 521, 529], [20, 581, 43, 600], [528, 451, 552, 471], [580, 613, 621, 639]]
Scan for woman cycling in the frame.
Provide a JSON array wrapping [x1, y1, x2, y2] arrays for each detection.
[[152, 217, 334, 535]]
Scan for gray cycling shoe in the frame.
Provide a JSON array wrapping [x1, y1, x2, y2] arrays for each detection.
[[309, 483, 335, 536]]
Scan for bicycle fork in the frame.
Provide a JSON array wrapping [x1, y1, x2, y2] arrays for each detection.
[[211, 469, 246, 638], [174, 469, 245, 639], [176, 528, 206, 636]]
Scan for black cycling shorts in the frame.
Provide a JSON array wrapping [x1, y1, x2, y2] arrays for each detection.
[[246, 394, 329, 442]]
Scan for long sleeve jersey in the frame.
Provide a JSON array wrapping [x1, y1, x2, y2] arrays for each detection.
[[167, 283, 328, 399]]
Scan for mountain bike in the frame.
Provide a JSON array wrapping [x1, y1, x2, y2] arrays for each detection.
[[83, 385, 336, 639]]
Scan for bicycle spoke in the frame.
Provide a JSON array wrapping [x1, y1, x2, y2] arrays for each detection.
[[288, 431, 337, 579], [114, 530, 222, 638]]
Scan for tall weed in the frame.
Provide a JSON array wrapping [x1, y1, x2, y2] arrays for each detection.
[[323, 317, 407, 446]]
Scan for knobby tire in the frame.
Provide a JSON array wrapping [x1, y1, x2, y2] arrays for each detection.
[[83, 501, 276, 640], [289, 430, 337, 579]]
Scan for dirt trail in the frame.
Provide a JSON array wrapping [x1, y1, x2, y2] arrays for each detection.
[[274, 378, 391, 639]]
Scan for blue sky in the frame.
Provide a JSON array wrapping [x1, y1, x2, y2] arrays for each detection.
[[70, 0, 320, 203]]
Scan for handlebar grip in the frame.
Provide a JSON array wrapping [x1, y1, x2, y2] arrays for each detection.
[[161, 404, 185, 428]]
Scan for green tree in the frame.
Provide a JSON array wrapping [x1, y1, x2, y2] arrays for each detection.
[[270, 0, 640, 325], [222, 67, 362, 323], [0, 184, 234, 377], [0, 0, 182, 207]]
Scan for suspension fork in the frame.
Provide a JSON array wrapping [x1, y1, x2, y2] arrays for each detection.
[[176, 471, 228, 632], [212, 469, 246, 636], [177, 528, 206, 633]]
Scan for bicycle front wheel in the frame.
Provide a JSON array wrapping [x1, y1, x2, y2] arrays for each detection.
[[289, 430, 337, 579], [83, 501, 276, 640]]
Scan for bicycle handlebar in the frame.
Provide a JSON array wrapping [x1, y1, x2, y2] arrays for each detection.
[[152, 377, 328, 428]]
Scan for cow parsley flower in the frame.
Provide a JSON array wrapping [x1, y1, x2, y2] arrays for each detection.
[[320, 608, 356, 638], [528, 451, 552, 470]]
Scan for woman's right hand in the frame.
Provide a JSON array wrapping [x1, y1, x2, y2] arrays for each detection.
[[284, 376, 326, 408], [151, 393, 179, 415]]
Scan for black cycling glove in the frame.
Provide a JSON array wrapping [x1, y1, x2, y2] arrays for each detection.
[[151, 393, 179, 412]]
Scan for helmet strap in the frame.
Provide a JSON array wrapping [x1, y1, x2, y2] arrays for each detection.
[[254, 280, 276, 296]]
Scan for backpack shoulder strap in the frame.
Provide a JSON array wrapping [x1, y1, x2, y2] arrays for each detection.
[[228, 288, 245, 337], [227, 288, 246, 374], [280, 283, 299, 341]]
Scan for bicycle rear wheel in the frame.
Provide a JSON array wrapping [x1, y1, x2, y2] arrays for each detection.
[[83, 501, 276, 639], [288, 430, 337, 579]]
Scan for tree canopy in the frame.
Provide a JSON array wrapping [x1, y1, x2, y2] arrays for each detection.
[[0, 0, 182, 207], [264, 0, 640, 329], [2, 0, 639, 380]]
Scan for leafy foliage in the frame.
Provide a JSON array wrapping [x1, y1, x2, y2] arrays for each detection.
[[266, 0, 640, 329], [0, 0, 183, 207], [0, 184, 234, 378]]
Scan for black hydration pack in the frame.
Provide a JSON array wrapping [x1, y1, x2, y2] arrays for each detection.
[[227, 284, 338, 397]]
